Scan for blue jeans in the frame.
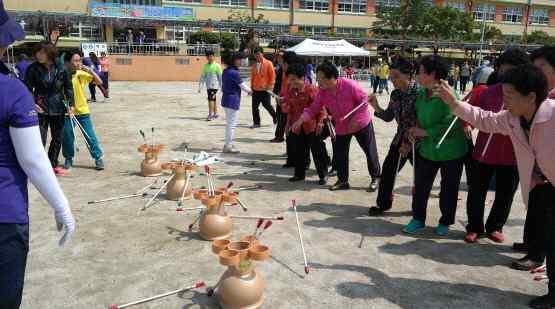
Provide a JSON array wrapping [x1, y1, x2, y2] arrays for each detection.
[[379, 79, 389, 93], [0, 224, 29, 309], [62, 114, 103, 160]]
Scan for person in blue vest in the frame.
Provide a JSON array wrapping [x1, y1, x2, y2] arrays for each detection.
[[0, 3, 75, 308]]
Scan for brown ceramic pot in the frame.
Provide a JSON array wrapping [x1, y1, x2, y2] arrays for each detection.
[[199, 206, 232, 240], [239, 235, 258, 245], [193, 189, 208, 200], [248, 245, 270, 261], [140, 152, 162, 177], [216, 266, 265, 309], [219, 249, 240, 266], [166, 169, 193, 201], [228, 241, 251, 259], [212, 239, 231, 254]]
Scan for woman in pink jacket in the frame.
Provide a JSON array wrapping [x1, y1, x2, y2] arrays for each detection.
[[437, 64, 555, 309]]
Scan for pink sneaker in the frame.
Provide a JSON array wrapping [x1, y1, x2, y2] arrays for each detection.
[[464, 232, 479, 243], [53, 167, 69, 176], [488, 231, 505, 243]]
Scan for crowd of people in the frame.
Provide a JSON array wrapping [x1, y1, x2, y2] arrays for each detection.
[[196, 43, 555, 308], [1, 0, 555, 306]]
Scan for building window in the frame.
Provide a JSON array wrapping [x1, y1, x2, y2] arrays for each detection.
[[338, 0, 367, 14], [446, 0, 465, 12], [299, 0, 329, 11], [171, 0, 202, 3], [375, 0, 400, 12], [105, 0, 162, 5], [67, 22, 102, 40], [258, 0, 289, 9], [214, 0, 247, 7], [473, 4, 495, 21], [336, 27, 367, 36], [530, 8, 550, 25], [299, 25, 329, 35], [502, 6, 523, 23], [165, 25, 201, 42]]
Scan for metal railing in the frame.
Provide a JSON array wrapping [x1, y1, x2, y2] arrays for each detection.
[[107, 42, 220, 56]]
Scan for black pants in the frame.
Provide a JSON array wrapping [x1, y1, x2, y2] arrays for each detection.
[[334, 123, 381, 183], [524, 184, 554, 263], [274, 103, 287, 140], [290, 130, 329, 179], [412, 154, 464, 225], [252, 91, 276, 126], [463, 138, 475, 186], [376, 144, 414, 210], [460, 76, 469, 93], [0, 224, 29, 309], [89, 82, 97, 101], [39, 114, 65, 168], [466, 160, 519, 234], [101, 72, 109, 93], [535, 184, 555, 292]]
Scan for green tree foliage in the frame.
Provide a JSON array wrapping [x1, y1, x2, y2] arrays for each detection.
[[373, 2, 474, 41], [527, 30, 555, 45], [227, 9, 269, 24], [189, 31, 220, 44]]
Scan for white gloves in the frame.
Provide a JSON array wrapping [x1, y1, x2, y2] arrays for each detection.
[[55, 208, 76, 246]]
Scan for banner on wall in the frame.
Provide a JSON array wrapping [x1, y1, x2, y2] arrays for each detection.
[[90, 1, 194, 21], [81, 42, 108, 56]]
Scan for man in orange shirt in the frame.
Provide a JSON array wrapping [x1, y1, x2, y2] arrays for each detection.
[[250, 47, 277, 128]]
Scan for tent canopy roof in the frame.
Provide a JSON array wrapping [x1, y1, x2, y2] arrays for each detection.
[[286, 38, 369, 56]]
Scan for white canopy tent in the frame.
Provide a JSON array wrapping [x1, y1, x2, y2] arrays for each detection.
[[286, 38, 369, 57]]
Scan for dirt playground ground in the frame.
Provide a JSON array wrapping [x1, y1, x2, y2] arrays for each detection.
[[23, 81, 544, 308]]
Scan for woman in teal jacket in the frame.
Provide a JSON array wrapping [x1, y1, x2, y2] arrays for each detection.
[[403, 55, 468, 236]]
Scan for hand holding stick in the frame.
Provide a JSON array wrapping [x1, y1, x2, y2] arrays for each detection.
[[292, 199, 310, 275]]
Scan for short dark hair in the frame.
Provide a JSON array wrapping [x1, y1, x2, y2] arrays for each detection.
[[283, 51, 302, 65], [33, 41, 58, 62], [205, 50, 215, 57], [286, 62, 306, 78], [224, 51, 244, 66], [497, 48, 530, 67], [64, 50, 83, 63], [530, 46, 555, 69], [500, 64, 548, 106], [390, 57, 413, 75], [316, 61, 339, 80], [253, 47, 264, 54], [418, 55, 448, 80]]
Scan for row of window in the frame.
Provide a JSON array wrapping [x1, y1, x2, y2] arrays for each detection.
[[106, 0, 552, 24]]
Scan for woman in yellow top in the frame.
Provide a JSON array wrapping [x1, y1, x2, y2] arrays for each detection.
[[62, 51, 105, 171]]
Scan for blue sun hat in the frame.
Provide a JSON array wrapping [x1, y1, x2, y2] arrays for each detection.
[[0, 0, 25, 48]]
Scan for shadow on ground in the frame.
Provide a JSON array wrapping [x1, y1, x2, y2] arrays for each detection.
[[311, 263, 534, 309]]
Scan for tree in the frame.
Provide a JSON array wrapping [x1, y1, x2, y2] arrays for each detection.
[[372, 2, 474, 41], [421, 6, 474, 41], [527, 30, 554, 45]]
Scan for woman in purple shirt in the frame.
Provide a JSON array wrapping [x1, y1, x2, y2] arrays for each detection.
[[0, 5, 75, 308], [291, 61, 381, 191]]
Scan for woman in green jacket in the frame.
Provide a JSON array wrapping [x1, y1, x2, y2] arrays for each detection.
[[403, 55, 468, 236]]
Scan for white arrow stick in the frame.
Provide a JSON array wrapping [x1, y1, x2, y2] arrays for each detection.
[[142, 175, 174, 211], [412, 141, 416, 189], [292, 199, 309, 275], [341, 102, 367, 121], [108, 282, 205, 309], [480, 104, 504, 158], [436, 116, 458, 149]]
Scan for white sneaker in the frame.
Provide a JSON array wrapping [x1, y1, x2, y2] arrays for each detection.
[[222, 145, 240, 153]]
